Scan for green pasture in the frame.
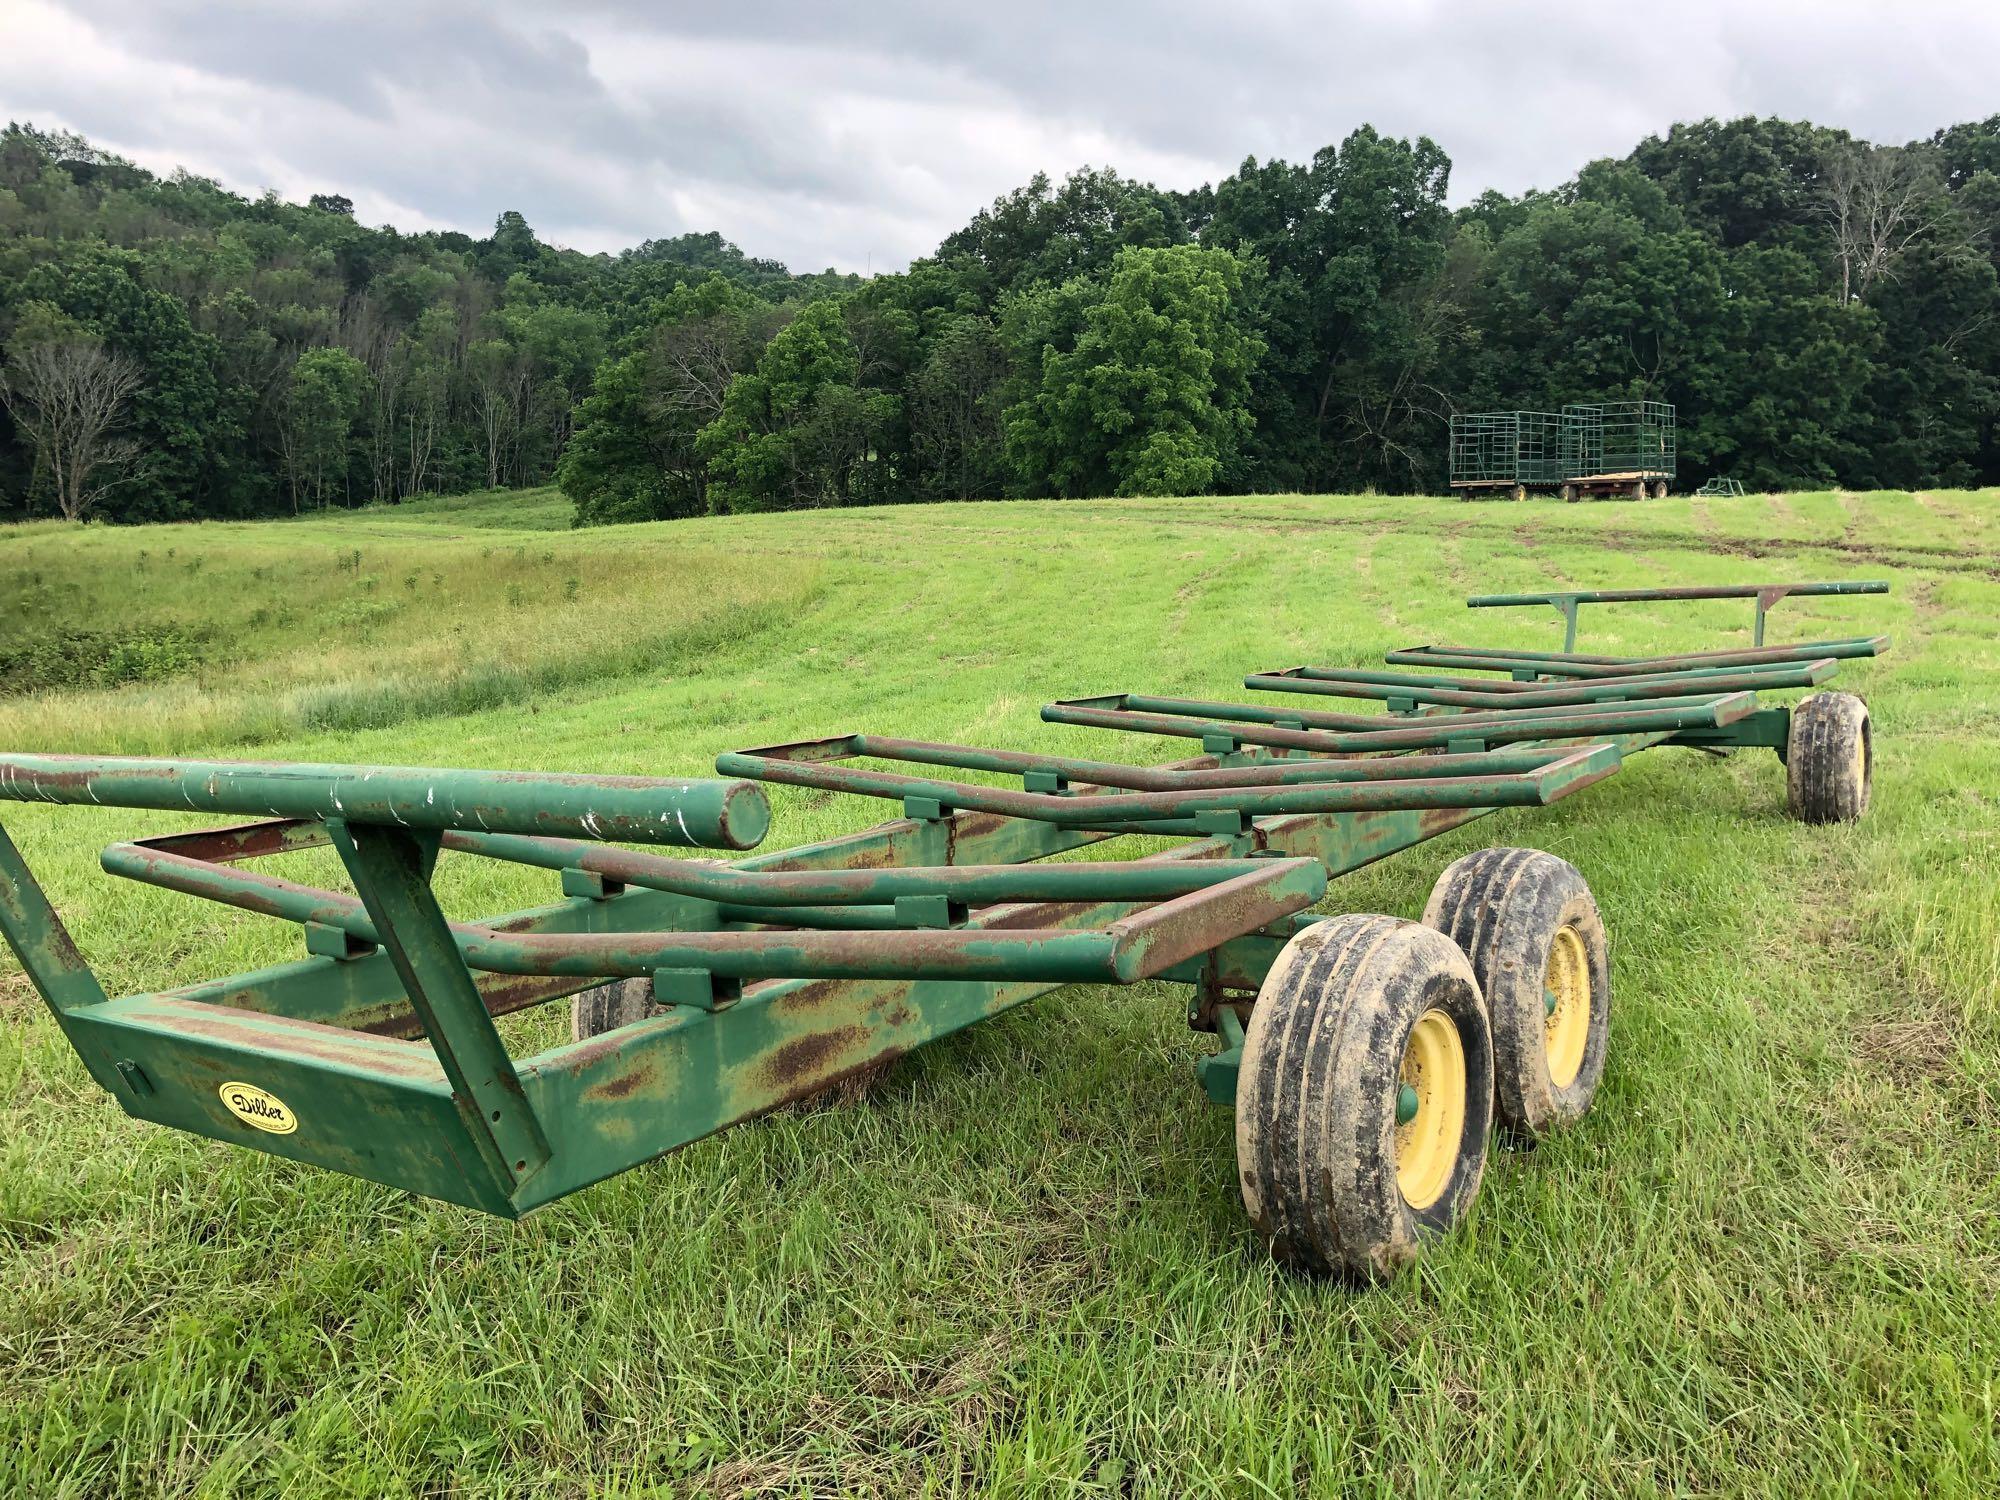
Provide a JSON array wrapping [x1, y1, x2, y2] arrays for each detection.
[[1, 487, 1996, 1495]]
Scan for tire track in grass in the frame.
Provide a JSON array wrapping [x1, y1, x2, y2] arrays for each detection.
[[1107, 505, 2000, 580], [1710, 820, 2000, 1492], [1753, 827, 1999, 1279]]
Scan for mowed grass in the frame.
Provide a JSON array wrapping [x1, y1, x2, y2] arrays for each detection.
[[1, 487, 1997, 1496]]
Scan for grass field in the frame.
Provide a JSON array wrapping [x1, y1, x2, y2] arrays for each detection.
[[2, 486, 1997, 1496]]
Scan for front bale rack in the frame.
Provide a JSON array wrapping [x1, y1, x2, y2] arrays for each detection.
[[0, 581, 1890, 1279]]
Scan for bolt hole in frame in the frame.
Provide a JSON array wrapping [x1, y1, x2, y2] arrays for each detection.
[[0, 582, 1888, 1276]]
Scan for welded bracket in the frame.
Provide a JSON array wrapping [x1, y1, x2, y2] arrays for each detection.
[[304, 919, 376, 962], [562, 867, 625, 902], [1195, 1006, 1247, 1105], [652, 968, 741, 1012]]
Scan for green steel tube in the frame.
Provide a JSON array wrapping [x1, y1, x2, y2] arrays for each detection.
[[1387, 636, 1887, 667], [1243, 660, 1833, 708], [1384, 638, 1890, 678], [1, 753, 769, 849], [102, 839, 1324, 986], [102, 840, 1123, 979], [444, 830, 1305, 907], [717, 743, 1621, 823], [457, 927, 1121, 984], [1041, 694, 1750, 753], [102, 842, 385, 938], [1112, 690, 1731, 731], [1467, 582, 1888, 607], [840, 736, 1585, 790], [716, 904, 906, 930], [1281, 657, 1827, 693]]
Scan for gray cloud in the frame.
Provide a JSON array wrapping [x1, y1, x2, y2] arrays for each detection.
[[3, 1, 1995, 271]]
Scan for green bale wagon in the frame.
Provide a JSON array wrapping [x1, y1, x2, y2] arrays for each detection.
[[0, 582, 1889, 1280], [1451, 401, 1678, 501]]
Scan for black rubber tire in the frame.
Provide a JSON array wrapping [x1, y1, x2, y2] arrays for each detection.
[[1651, 479, 1670, 498], [571, 978, 656, 1041], [1422, 847, 1610, 1140], [1561, 483, 1578, 503], [1786, 690, 1872, 824], [1235, 914, 1493, 1281], [1509, 483, 1528, 502]]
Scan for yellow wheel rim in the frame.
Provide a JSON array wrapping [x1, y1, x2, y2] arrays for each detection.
[[1849, 722, 1868, 789], [1395, 1008, 1468, 1211], [1544, 924, 1591, 1089]]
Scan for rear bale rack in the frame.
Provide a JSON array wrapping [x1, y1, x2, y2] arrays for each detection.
[[0, 581, 1890, 1278]]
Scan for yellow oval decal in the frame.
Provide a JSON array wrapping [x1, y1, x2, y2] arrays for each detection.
[[219, 1082, 298, 1134]]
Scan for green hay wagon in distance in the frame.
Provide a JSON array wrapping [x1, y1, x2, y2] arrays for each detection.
[[1451, 401, 1677, 502], [0, 581, 1889, 1281]]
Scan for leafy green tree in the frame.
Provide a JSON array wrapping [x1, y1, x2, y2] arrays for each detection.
[[465, 335, 529, 488], [940, 167, 1190, 308], [393, 302, 459, 496], [279, 346, 369, 509], [1628, 116, 1851, 252], [559, 351, 684, 525], [1846, 240, 2000, 488], [908, 313, 1009, 499], [697, 300, 896, 510], [12, 244, 220, 521], [556, 277, 781, 523], [1692, 245, 1875, 488], [1003, 244, 1264, 497], [1201, 129, 1456, 490]]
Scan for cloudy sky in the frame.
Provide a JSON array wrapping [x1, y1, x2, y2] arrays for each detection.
[[3, 1, 1996, 272]]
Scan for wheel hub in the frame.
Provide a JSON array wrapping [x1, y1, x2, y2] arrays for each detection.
[[1544, 924, 1591, 1088], [1395, 1008, 1468, 1210]]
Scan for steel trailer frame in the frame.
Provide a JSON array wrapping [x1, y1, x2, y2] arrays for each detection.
[[0, 582, 1891, 1259]]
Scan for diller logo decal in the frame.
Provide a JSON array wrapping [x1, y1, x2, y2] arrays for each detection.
[[219, 1082, 298, 1134]]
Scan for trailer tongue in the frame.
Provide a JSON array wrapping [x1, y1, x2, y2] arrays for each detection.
[[0, 582, 1889, 1278]]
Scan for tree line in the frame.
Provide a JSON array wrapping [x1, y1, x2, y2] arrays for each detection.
[[1, 114, 1995, 526]]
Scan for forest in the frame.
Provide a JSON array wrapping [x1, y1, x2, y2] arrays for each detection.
[[1, 113, 1996, 526]]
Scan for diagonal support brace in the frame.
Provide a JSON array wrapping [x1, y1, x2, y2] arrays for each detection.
[[328, 819, 551, 1192]]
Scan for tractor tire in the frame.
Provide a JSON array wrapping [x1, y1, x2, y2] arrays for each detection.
[[1422, 847, 1609, 1141], [1786, 691, 1872, 824], [1630, 480, 1647, 501], [1235, 914, 1492, 1280], [1561, 483, 1578, 503], [1510, 483, 1528, 502], [1651, 479, 1670, 498], [571, 978, 657, 1040]]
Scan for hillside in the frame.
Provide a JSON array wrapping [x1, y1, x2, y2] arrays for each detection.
[[5, 116, 1999, 532]]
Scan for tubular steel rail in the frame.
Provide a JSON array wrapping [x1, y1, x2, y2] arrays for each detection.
[[1461, 580, 1890, 651], [0, 582, 1892, 1276]]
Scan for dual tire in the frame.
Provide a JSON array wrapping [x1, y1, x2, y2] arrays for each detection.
[[1236, 849, 1608, 1280], [1235, 693, 1878, 1277]]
